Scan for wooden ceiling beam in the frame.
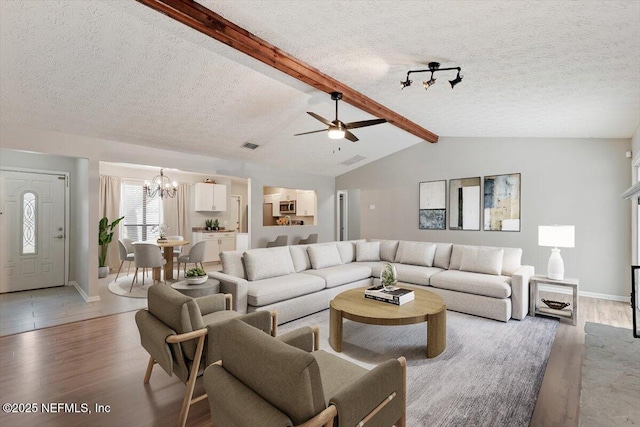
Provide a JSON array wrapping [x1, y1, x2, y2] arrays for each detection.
[[136, 0, 439, 143]]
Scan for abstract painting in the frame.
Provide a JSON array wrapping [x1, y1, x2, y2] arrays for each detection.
[[483, 173, 521, 231], [419, 180, 446, 230], [449, 177, 481, 230]]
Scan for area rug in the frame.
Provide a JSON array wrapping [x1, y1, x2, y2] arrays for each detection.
[[279, 309, 558, 427], [107, 274, 153, 298], [580, 322, 640, 426]]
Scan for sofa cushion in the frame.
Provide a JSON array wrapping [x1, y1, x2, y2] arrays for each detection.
[[308, 244, 343, 269], [502, 247, 523, 276], [336, 241, 356, 264], [352, 261, 386, 278], [459, 246, 504, 276], [289, 245, 311, 272], [356, 241, 380, 261], [433, 243, 453, 269], [377, 240, 399, 262], [221, 251, 246, 279], [247, 273, 326, 307], [302, 264, 372, 288], [244, 247, 295, 281], [399, 241, 437, 267], [393, 263, 443, 286], [430, 270, 512, 299], [448, 244, 470, 270]]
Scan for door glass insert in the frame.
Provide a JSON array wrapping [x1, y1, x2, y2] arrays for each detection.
[[22, 191, 37, 254]]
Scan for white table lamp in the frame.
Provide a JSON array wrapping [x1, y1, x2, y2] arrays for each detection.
[[538, 225, 575, 280]]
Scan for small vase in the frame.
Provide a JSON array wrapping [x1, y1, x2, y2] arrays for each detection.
[[383, 281, 397, 291], [98, 266, 109, 278]]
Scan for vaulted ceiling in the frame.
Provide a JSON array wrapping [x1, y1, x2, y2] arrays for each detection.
[[1, 1, 639, 177]]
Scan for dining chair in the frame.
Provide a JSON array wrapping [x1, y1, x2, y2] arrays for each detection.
[[266, 235, 288, 248], [177, 240, 206, 277], [130, 243, 166, 292], [297, 233, 318, 244], [115, 238, 135, 281]]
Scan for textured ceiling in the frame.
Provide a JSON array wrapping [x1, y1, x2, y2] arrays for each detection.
[[1, 1, 639, 177]]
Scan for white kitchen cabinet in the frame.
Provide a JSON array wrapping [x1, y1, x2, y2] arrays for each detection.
[[270, 193, 281, 217], [280, 188, 297, 201], [192, 231, 236, 262], [194, 183, 227, 212], [296, 190, 316, 216]]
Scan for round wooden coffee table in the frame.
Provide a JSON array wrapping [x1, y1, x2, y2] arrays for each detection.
[[329, 286, 447, 358]]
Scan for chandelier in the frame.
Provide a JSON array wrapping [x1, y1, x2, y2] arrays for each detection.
[[144, 169, 177, 199], [400, 62, 463, 91]]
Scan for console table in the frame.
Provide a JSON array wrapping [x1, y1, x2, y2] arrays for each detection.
[[529, 275, 578, 325]]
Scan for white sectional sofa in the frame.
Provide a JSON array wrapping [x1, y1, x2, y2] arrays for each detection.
[[208, 239, 534, 324]]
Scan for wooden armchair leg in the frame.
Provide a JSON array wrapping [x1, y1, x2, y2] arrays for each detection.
[[312, 325, 320, 351], [270, 311, 278, 337], [143, 356, 155, 384], [177, 333, 207, 427]]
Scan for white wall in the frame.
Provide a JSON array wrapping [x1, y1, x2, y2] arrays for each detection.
[[336, 136, 632, 299], [0, 124, 335, 299]]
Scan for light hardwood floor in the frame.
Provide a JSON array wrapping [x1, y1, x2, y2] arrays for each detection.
[[0, 295, 633, 427]]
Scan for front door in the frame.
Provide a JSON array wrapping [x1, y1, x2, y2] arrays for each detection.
[[0, 170, 67, 293]]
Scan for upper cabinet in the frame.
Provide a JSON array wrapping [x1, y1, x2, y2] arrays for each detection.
[[194, 182, 227, 212], [280, 188, 297, 201], [296, 190, 317, 216]]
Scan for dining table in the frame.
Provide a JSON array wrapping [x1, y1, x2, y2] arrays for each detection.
[[144, 239, 189, 282]]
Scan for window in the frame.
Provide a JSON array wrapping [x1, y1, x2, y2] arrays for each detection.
[[22, 191, 37, 254], [120, 180, 162, 242]]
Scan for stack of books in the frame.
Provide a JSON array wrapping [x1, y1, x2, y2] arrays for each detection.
[[364, 285, 415, 305]]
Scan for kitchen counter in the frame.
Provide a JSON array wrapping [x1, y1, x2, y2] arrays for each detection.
[[192, 227, 236, 233]]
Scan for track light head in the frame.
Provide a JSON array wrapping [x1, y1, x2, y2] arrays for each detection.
[[422, 77, 436, 91], [449, 72, 463, 88], [400, 78, 412, 89]]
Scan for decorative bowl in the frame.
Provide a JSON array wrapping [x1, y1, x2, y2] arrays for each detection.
[[541, 299, 570, 310], [185, 276, 207, 285]]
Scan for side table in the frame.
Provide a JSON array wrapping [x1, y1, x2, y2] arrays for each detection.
[[529, 275, 578, 325], [171, 278, 220, 298]]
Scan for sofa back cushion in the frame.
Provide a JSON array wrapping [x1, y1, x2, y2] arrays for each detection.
[[308, 244, 343, 269], [459, 246, 504, 276], [355, 241, 380, 262], [289, 245, 311, 272], [335, 241, 356, 264], [221, 251, 247, 279], [399, 241, 437, 267], [378, 240, 400, 262], [243, 247, 295, 281], [219, 319, 326, 424], [501, 247, 523, 276], [433, 243, 453, 269]]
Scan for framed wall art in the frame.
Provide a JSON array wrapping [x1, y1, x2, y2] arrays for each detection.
[[419, 180, 446, 230], [483, 173, 521, 231], [449, 177, 481, 230]]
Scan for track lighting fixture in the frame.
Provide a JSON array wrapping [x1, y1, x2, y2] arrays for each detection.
[[400, 62, 463, 92]]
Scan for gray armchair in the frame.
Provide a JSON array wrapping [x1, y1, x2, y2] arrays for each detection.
[[203, 319, 406, 427], [135, 285, 277, 427]]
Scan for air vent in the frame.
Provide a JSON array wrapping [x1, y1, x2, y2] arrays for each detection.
[[242, 142, 260, 150], [340, 155, 366, 166]]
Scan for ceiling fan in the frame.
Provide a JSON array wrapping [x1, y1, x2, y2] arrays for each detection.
[[294, 92, 387, 142]]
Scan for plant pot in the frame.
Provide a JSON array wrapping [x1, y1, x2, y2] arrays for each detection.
[[185, 276, 208, 285], [98, 266, 109, 278], [206, 227, 212, 231]]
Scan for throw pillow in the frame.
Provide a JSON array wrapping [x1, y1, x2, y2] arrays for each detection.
[[379, 240, 400, 262], [399, 241, 436, 267], [355, 241, 380, 262], [221, 251, 246, 279], [501, 247, 523, 276], [433, 243, 453, 269], [336, 241, 356, 264], [243, 247, 295, 281], [289, 245, 311, 272], [459, 246, 504, 276], [307, 244, 343, 269], [448, 244, 469, 270]]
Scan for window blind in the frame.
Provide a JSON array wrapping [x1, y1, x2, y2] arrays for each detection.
[[121, 180, 162, 242]]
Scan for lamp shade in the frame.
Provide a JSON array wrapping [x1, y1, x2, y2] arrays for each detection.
[[538, 225, 575, 248]]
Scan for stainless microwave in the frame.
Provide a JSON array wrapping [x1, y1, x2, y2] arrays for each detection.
[[279, 200, 296, 214]]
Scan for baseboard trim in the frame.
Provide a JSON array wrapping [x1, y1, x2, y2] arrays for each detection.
[[538, 285, 628, 302], [71, 281, 101, 303]]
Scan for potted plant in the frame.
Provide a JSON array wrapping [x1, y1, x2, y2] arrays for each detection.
[[185, 267, 208, 285], [381, 262, 398, 291], [205, 219, 213, 231], [212, 219, 220, 230], [98, 215, 124, 278]]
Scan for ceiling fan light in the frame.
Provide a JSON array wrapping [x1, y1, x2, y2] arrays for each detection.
[[328, 128, 346, 139]]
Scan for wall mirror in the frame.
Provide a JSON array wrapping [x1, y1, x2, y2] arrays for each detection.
[[449, 177, 481, 230], [263, 186, 317, 226]]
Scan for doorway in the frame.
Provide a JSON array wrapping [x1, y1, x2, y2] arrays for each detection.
[[230, 194, 242, 232], [0, 170, 68, 293], [337, 190, 348, 241]]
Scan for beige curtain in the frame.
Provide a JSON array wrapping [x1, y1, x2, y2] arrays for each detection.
[[162, 183, 191, 248], [99, 175, 122, 272]]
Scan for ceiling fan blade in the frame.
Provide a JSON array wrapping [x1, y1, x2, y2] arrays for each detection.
[[344, 130, 359, 142], [345, 118, 387, 129], [306, 112, 333, 126], [294, 129, 328, 136]]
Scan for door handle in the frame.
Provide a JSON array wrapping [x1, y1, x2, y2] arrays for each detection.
[[54, 235, 64, 239]]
